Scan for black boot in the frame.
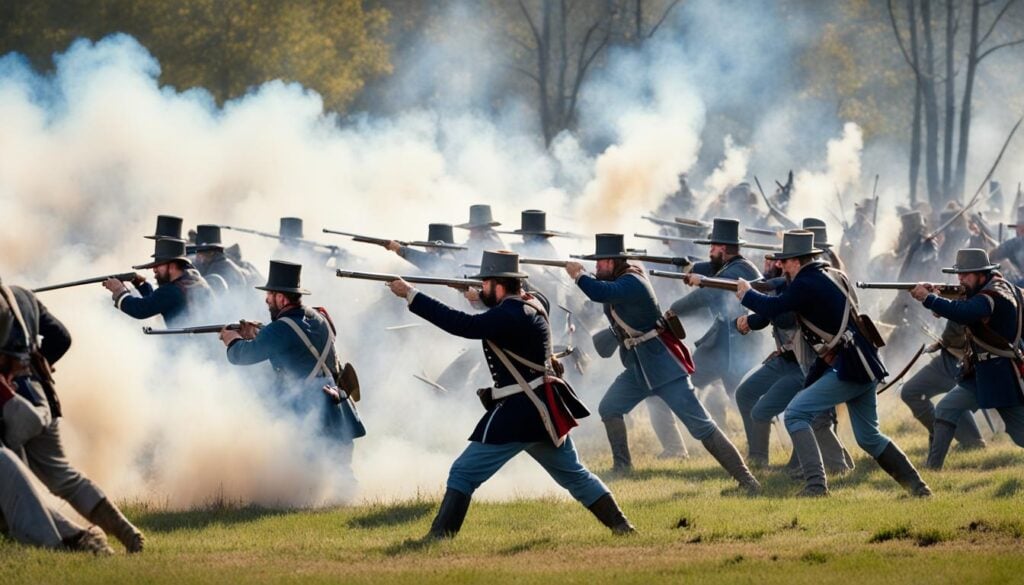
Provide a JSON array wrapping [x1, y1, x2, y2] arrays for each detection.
[[87, 498, 145, 553], [587, 493, 636, 535], [745, 419, 771, 469], [813, 413, 854, 475], [790, 429, 828, 497], [603, 417, 633, 473], [701, 428, 761, 494], [926, 420, 956, 470], [427, 489, 472, 539], [875, 442, 932, 497]]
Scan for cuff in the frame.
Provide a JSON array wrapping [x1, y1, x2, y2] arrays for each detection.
[[113, 290, 129, 310], [406, 288, 419, 306], [922, 293, 938, 309]]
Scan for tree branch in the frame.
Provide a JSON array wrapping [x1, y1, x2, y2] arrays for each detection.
[[646, 0, 682, 39], [977, 36, 1024, 61], [506, 63, 542, 85], [518, 0, 544, 50], [887, 0, 925, 77], [979, 0, 1018, 46]]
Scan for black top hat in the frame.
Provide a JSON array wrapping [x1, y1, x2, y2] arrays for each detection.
[[145, 215, 184, 240], [941, 249, 1000, 274], [279, 217, 304, 239], [806, 225, 831, 248], [581, 233, 629, 260], [256, 260, 311, 295], [468, 250, 529, 279], [694, 218, 746, 246], [133, 238, 191, 269], [511, 210, 559, 237], [767, 230, 824, 261], [900, 210, 924, 229], [427, 223, 455, 244], [801, 217, 826, 230], [194, 224, 225, 252], [456, 204, 501, 229]]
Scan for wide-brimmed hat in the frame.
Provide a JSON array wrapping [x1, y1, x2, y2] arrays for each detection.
[[133, 238, 190, 269], [941, 248, 1000, 274], [255, 260, 311, 295], [580, 233, 629, 260], [503, 209, 565, 238], [694, 218, 746, 246], [456, 204, 501, 229], [145, 215, 183, 240], [194, 224, 225, 252], [427, 223, 455, 244], [279, 217, 304, 239], [468, 250, 529, 279], [767, 230, 824, 261]]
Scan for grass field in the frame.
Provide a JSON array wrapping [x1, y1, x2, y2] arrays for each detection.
[[2, 427, 1023, 584]]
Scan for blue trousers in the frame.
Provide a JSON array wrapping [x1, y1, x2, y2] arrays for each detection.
[[900, 351, 984, 444], [735, 355, 804, 423], [599, 366, 718, 441], [784, 370, 890, 458], [446, 436, 609, 506], [935, 379, 1024, 448]]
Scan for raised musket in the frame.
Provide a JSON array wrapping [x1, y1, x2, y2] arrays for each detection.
[[650, 271, 775, 292], [33, 272, 137, 293], [220, 225, 344, 255], [322, 228, 466, 251], [744, 226, 783, 237], [640, 214, 710, 229], [855, 282, 965, 298], [142, 321, 263, 335], [336, 269, 482, 289], [634, 232, 781, 252]]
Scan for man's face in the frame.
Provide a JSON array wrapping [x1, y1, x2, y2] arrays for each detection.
[[265, 292, 292, 318], [595, 259, 616, 280], [780, 258, 802, 280], [957, 272, 987, 295], [709, 244, 726, 267], [153, 263, 171, 285], [480, 280, 498, 307], [196, 251, 214, 265]]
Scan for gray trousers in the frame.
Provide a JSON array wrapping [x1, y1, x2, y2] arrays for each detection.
[[935, 380, 1024, 448], [0, 448, 83, 548], [900, 352, 984, 446], [21, 418, 107, 517], [646, 396, 687, 454]]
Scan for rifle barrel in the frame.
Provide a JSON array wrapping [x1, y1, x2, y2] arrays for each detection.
[[335, 270, 481, 288], [224, 225, 341, 253], [520, 258, 570, 267], [32, 272, 136, 293], [745, 227, 782, 237], [141, 322, 257, 335], [855, 281, 965, 295]]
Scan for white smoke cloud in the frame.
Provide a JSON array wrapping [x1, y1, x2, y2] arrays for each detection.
[[702, 135, 751, 197]]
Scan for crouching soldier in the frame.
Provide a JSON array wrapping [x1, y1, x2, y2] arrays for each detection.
[[387, 250, 635, 538], [219, 261, 364, 485]]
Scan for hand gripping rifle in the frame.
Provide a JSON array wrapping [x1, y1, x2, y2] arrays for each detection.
[[855, 282, 965, 298], [33, 272, 137, 293], [335, 270, 482, 290], [220, 225, 345, 256], [649, 271, 776, 293], [322, 228, 467, 251], [142, 321, 264, 335]]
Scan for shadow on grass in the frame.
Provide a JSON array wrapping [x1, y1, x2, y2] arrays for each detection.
[[498, 537, 553, 556], [137, 505, 291, 533], [347, 501, 434, 530]]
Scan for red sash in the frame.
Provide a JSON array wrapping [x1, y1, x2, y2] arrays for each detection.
[[658, 329, 696, 374]]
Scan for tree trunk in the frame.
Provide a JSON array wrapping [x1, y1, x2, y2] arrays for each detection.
[[941, 0, 956, 200], [538, 0, 553, 146], [919, 0, 942, 207], [953, 0, 980, 202], [908, 0, 922, 206]]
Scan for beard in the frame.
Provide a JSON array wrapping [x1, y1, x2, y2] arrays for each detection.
[[480, 288, 499, 307], [154, 271, 170, 285], [764, 265, 782, 279]]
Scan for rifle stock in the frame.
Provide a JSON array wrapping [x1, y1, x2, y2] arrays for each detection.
[[649, 271, 774, 292], [33, 272, 137, 293], [336, 269, 482, 289]]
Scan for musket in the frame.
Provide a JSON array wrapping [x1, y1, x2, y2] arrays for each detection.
[[33, 272, 137, 293], [855, 282, 965, 298], [322, 228, 466, 251], [835, 185, 849, 230], [142, 322, 263, 335], [871, 174, 880, 226], [754, 176, 798, 229], [634, 232, 781, 252], [220, 225, 344, 255], [520, 258, 576, 268], [641, 214, 710, 229], [649, 271, 775, 292], [744, 226, 782, 237], [968, 212, 1000, 247], [335, 269, 482, 289]]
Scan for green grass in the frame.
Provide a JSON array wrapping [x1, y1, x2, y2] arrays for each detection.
[[2, 429, 1024, 584]]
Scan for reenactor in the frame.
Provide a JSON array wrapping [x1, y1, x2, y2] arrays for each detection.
[[192, 224, 248, 293]]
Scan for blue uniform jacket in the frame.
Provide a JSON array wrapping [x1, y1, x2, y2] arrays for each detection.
[[409, 291, 552, 444], [577, 271, 687, 390], [671, 256, 762, 370], [226, 306, 338, 384], [746, 277, 798, 356], [923, 276, 1024, 408], [117, 271, 213, 327], [741, 262, 887, 385]]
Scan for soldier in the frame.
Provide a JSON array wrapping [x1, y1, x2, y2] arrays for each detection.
[[384, 223, 461, 275], [219, 261, 362, 483], [802, 218, 845, 272], [672, 218, 764, 425], [839, 198, 876, 276], [735, 231, 930, 497], [455, 204, 506, 260], [989, 207, 1024, 285], [192, 224, 248, 293], [653, 173, 697, 220], [274, 217, 347, 266], [908, 249, 1024, 469], [565, 235, 760, 492], [104, 238, 214, 327], [386, 250, 635, 538], [225, 243, 264, 288], [0, 276, 146, 552], [500, 209, 573, 258]]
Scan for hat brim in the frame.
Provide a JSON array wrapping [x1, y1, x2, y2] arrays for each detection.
[[692, 238, 748, 246], [467, 271, 529, 279], [456, 221, 501, 229], [940, 263, 999, 274], [133, 256, 190, 269], [255, 285, 312, 295], [504, 229, 560, 238], [768, 247, 825, 261]]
